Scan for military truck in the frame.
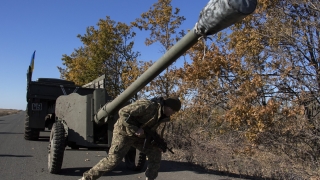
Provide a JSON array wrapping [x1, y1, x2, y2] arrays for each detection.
[[47, 0, 257, 175], [25, 51, 97, 141], [25, 52, 145, 172]]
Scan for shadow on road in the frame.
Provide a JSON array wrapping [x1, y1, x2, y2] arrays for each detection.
[[0, 132, 24, 134], [0, 154, 33, 157], [58, 160, 266, 179], [37, 136, 50, 142], [59, 162, 142, 177], [159, 160, 268, 180], [23, 136, 50, 142]]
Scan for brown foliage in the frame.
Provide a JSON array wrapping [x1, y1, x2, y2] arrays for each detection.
[[56, 0, 320, 178], [173, 0, 319, 141], [163, 0, 320, 178], [132, 0, 185, 98], [58, 17, 140, 98], [132, 0, 185, 50]]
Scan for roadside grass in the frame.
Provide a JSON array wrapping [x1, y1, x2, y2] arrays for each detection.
[[163, 117, 320, 180], [167, 134, 319, 180], [0, 109, 22, 117]]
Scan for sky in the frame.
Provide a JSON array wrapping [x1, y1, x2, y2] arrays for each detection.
[[0, 0, 209, 110]]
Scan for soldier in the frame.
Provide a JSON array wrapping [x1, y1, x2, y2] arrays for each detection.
[[79, 97, 181, 180]]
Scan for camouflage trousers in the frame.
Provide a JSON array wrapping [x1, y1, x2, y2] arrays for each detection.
[[82, 129, 162, 180]]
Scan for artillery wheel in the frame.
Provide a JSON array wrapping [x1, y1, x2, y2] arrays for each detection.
[[48, 121, 66, 174], [125, 147, 146, 171], [24, 114, 40, 140]]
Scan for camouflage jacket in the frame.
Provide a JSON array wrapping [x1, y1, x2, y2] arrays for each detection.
[[114, 98, 170, 137]]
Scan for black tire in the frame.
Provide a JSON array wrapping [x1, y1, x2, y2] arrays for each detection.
[[48, 121, 66, 174], [125, 147, 146, 171], [24, 115, 40, 140]]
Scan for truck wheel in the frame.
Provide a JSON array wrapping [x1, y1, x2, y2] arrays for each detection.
[[125, 147, 146, 171], [48, 121, 66, 174], [24, 115, 40, 140]]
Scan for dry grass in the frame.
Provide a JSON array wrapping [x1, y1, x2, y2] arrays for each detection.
[[0, 109, 22, 117], [163, 119, 320, 180]]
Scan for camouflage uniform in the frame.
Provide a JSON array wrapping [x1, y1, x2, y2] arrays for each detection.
[[82, 98, 170, 180]]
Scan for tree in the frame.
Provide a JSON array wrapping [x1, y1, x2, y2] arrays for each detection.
[[230, 0, 319, 102], [174, 0, 319, 142], [227, 0, 319, 138], [132, 0, 186, 98], [58, 17, 141, 98], [164, 0, 320, 175]]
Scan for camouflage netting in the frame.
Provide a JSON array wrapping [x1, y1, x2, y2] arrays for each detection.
[[195, 0, 257, 36]]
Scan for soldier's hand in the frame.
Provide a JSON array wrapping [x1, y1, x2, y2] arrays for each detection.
[[158, 148, 164, 152], [135, 128, 144, 137]]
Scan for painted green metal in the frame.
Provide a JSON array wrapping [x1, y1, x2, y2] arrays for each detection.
[[94, 0, 258, 124], [94, 29, 200, 124]]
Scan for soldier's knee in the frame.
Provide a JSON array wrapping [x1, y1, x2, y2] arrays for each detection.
[[147, 149, 161, 161], [105, 154, 123, 166]]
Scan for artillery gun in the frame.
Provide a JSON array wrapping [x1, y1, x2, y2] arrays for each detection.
[[47, 0, 257, 174]]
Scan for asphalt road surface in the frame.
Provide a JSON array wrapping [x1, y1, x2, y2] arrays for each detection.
[[0, 112, 249, 180]]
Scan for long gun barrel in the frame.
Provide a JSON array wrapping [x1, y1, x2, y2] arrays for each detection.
[[94, 0, 257, 124]]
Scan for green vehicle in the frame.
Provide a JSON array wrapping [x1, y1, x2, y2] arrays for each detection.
[[25, 51, 95, 141], [24, 52, 146, 173], [46, 0, 257, 175]]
